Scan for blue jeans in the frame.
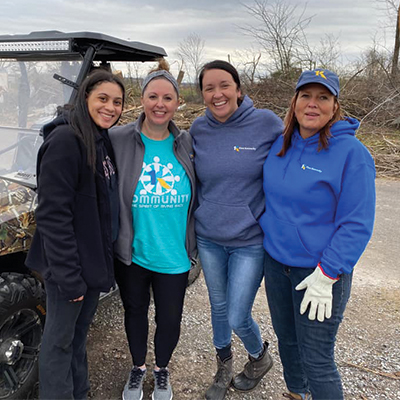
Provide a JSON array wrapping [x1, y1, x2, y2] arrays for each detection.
[[264, 251, 352, 400], [197, 236, 265, 357], [39, 279, 100, 400]]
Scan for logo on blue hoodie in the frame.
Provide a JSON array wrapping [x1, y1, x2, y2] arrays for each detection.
[[301, 164, 322, 173]]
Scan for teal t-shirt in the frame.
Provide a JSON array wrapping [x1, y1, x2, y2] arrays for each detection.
[[131, 133, 191, 274]]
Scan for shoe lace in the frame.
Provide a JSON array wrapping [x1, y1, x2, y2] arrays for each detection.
[[128, 368, 145, 389], [155, 368, 169, 390]]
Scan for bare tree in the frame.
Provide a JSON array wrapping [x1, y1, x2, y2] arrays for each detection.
[[391, 2, 400, 76], [125, 62, 142, 88], [298, 33, 341, 71], [240, 0, 315, 76], [316, 34, 341, 70], [233, 47, 263, 87], [358, 44, 391, 79], [177, 33, 205, 84], [376, 0, 400, 77]]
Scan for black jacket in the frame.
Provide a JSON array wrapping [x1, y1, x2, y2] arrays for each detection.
[[26, 115, 117, 300]]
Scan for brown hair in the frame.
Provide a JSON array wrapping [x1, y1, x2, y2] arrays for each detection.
[[198, 60, 241, 91], [277, 92, 342, 157], [198, 59, 243, 106], [149, 58, 171, 74]]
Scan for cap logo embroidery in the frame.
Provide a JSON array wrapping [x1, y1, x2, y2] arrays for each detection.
[[315, 70, 327, 79]]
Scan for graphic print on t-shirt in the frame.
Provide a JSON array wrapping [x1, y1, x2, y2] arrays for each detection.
[[139, 156, 180, 196], [131, 133, 191, 274], [133, 152, 190, 209]]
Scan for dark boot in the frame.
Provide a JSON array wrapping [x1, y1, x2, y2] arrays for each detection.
[[231, 342, 273, 392], [205, 355, 233, 400]]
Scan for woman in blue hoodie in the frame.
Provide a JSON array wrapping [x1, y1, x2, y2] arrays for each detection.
[[260, 69, 375, 400], [190, 60, 283, 400]]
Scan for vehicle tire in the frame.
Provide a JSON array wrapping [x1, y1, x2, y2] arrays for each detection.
[[188, 257, 201, 287], [0, 273, 45, 400]]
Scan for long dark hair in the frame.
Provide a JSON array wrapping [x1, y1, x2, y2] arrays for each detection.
[[277, 92, 342, 156], [69, 69, 125, 171]]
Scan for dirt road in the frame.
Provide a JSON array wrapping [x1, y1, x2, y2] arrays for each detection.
[[87, 178, 400, 400], [355, 179, 400, 287]]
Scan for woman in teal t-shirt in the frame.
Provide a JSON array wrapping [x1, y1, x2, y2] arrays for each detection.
[[109, 59, 196, 400]]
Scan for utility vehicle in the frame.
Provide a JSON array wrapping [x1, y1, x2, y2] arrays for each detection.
[[0, 30, 199, 399]]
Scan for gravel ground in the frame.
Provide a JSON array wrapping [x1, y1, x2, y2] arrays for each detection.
[[87, 179, 400, 399], [87, 274, 400, 400]]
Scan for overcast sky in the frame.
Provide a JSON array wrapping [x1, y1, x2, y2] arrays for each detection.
[[0, 0, 395, 76]]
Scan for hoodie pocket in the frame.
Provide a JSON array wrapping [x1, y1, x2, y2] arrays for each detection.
[[194, 199, 260, 242], [260, 210, 315, 263]]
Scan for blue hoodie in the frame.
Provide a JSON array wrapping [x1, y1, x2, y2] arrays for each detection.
[[190, 95, 283, 247], [260, 117, 376, 278]]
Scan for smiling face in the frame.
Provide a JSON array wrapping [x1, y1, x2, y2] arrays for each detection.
[[294, 83, 338, 139], [86, 81, 123, 129], [141, 78, 180, 128], [201, 69, 241, 123]]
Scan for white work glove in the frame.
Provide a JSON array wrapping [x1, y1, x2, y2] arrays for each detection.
[[295, 265, 338, 322]]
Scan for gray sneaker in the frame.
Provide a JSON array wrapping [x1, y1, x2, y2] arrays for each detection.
[[122, 366, 147, 400], [152, 368, 173, 400]]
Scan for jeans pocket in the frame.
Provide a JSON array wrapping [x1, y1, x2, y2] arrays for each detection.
[[332, 272, 353, 322]]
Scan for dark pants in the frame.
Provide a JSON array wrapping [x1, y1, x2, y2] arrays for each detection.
[[115, 260, 189, 368], [39, 279, 100, 400], [264, 251, 352, 400]]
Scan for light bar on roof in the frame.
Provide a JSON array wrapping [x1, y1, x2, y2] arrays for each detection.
[[0, 40, 70, 52]]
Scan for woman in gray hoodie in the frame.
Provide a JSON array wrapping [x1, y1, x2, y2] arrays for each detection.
[[190, 60, 283, 400]]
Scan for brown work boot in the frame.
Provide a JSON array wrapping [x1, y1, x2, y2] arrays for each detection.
[[231, 342, 273, 392], [205, 355, 233, 400], [282, 391, 312, 399]]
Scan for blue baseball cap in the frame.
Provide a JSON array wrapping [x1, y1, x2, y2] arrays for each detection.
[[295, 69, 340, 97]]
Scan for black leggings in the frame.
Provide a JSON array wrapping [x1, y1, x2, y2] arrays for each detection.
[[115, 259, 189, 368]]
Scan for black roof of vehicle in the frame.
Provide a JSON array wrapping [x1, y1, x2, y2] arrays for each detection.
[[0, 30, 167, 61]]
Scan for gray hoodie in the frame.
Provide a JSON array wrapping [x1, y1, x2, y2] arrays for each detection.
[[190, 95, 283, 247]]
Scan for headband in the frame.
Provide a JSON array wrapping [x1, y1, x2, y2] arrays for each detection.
[[141, 70, 180, 96]]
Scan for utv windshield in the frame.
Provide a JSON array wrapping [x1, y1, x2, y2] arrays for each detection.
[[0, 59, 81, 187]]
